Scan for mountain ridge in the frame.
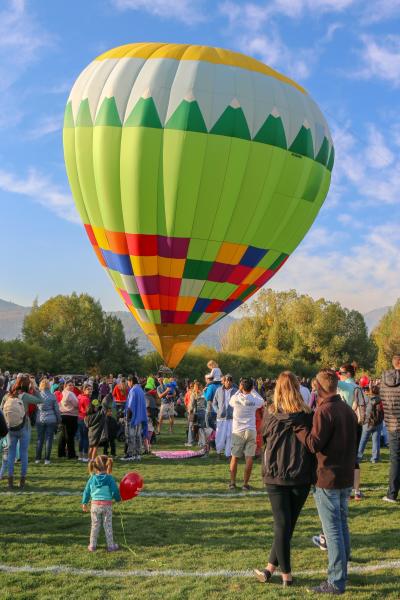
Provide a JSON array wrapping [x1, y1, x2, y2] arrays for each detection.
[[0, 298, 390, 348], [0, 299, 234, 352]]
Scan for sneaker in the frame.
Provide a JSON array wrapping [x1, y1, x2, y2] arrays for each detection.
[[184, 443, 193, 447], [354, 491, 362, 501], [107, 544, 120, 552], [312, 534, 328, 551], [253, 568, 272, 583], [382, 496, 397, 504], [44, 460, 51, 465], [242, 484, 252, 491], [120, 455, 133, 461], [87, 545, 96, 552], [34, 460, 40, 464], [82, 458, 89, 463], [308, 581, 343, 594], [228, 482, 237, 490], [77, 457, 83, 461]]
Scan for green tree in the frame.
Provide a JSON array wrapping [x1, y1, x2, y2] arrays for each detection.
[[0, 339, 51, 373], [373, 300, 400, 373], [221, 289, 375, 372], [22, 293, 141, 374]]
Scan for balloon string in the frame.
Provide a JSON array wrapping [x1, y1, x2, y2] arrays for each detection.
[[115, 503, 137, 556]]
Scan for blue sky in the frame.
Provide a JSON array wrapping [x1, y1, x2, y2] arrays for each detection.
[[0, 0, 399, 315]]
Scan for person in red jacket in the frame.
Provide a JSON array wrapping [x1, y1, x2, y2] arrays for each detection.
[[54, 382, 64, 403], [112, 378, 128, 409], [77, 384, 92, 462]]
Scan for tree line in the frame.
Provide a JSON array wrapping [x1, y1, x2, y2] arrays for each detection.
[[0, 291, 397, 377]]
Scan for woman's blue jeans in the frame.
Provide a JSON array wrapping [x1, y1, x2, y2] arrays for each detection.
[[36, 422, 57, 461], [314, 486, 352, 593], [8, 425, 31, 477], [77, 419, 89, 454], [357, 423, 382, 462]]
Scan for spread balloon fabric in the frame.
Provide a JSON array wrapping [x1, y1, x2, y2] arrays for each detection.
[[63, 42, 334, 367]]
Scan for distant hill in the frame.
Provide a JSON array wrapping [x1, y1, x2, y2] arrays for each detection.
[[0, 297, 390, 348], [0, 299, 30, 340], [0, 299, 234, 352], [363, 306, 391, 332]]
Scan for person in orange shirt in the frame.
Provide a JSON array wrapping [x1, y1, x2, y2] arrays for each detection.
[[112, 378, 128, 409]]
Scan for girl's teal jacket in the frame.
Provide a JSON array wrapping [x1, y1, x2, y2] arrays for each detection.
[[82, 473, 121, 504]]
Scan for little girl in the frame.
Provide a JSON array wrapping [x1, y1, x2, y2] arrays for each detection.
[[82, 454, 121, 552], [206, 360, 222, 383]]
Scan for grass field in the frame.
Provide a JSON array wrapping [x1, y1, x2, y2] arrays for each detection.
[[0, 421, 399, 599]]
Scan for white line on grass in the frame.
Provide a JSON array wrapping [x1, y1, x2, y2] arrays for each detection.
[[0, 487, 388, 498], [0, 560, 399, 579]]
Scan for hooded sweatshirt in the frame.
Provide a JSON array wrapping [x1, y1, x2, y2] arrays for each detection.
[[380, 369, 400, 433], [82, 473, 121, 504], [262, 410, 315, 486]]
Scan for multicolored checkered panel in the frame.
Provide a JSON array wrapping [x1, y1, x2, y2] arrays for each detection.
[[85, 225, 288, 326]]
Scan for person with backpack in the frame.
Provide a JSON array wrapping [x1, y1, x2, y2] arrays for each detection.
[[254, 371, 315, 587], [357, 385, 384, 464], [1, 373, 43, 490]]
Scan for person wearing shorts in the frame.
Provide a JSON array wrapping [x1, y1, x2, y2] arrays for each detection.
[[229, 378, 264, 491], [157, 377, 176, 434]]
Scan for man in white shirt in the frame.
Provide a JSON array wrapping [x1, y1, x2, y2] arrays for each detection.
[[229, 378, 264, 491]]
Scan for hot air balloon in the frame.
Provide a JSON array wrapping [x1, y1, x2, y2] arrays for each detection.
[[63, 43, 334, 367]]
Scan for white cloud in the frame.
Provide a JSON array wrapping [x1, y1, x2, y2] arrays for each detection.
[[355, 35, 400, 87], [27, 114, 63, 139], [112, 0, 205, 24], [269, 222, 400, 313], [0, 168, 78, 223], [0, 0, 52, 91], [219, 1, 343, 81], [0, 1, 53, 130], [329, 120, 400, 206], [361, 0, 400, 24], [365, 125, 394, 169]]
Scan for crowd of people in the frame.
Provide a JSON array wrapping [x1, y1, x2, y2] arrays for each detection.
[[0, 353, 399, 595]]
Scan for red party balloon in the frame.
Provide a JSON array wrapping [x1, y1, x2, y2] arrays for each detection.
[[359, 375, 370, 388], [119, 472, 144, 501]]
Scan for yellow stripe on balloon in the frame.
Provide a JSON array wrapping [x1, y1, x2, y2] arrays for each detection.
[[95, 43, 306, 95]]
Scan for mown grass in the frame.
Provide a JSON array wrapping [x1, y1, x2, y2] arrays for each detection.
[[0, 421, 399, 599]]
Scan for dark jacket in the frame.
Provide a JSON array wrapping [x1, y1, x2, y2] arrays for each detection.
[[295, 394, 358, 489], [102, 415, 119, 443], [262, 410, 316, 486], [380, 369, 400, 433], [85, 406, 106, 448]]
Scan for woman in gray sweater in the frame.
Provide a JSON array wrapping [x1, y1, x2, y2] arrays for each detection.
[[35, 379, 61, 465]]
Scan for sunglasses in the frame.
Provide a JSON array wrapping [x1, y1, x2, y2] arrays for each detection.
[[339, 371, 347, 375]]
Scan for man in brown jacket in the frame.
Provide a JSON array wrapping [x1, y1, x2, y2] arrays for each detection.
[[380, 353, 400, 503], [295, 369, 357, 595]]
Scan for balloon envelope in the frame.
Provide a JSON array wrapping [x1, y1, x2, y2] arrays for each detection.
[[120, 471, 144, 501], [63, 43, 334, 367]]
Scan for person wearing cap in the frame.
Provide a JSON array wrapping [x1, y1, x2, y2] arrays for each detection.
[[380, 353, 400, 503], [229, 378, 264, 490], [212, 375, 237, 457]]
